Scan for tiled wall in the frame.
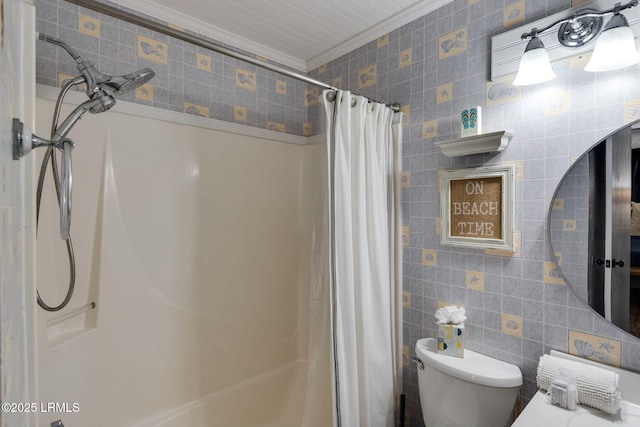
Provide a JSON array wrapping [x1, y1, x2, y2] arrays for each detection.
[[308, 0, 640, 425], [35, 0, 310, 136]]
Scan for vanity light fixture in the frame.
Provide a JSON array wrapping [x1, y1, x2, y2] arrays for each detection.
[[513, 0, 639, 86]]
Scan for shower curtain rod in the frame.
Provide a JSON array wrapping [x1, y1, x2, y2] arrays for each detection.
[[64, 0, 400, 112]]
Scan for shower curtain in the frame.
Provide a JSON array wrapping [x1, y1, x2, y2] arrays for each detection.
[[319, 89, 403, 427]]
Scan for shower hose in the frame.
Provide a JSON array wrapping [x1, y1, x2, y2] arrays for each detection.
[[36, 81, 77, 311]]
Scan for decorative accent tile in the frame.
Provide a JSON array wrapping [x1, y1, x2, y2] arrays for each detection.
[[436, 217, 441, 236], [403, 291, 411, 308], [469, 0, 481, 4], [503, 2, 525, 27], [625, 100, 640, 123], [545, 90, 570, 115], [400, 105, 410, 125], [401, 171, 411, 188], [502, 313, 523, 337], [303, 122, 312, 136], [305, 87, 319, 106], [78, 14, 100, 38], [569, 330, 621, 367], [168, 23, 184, 32], [377, 34, 389, 48], [234, 106, 247, 123], [235, 68, 257, 91], [196, 53, 211, 72], [399, 48, 412, 68], [402, 226, 410, 247], [333, 77, 343, 88], [466, 271, 484, 291], [183, 102, 209, 117], [485, 231, 521, 257], [562, 219, 576, 232], [135, 83, 153, 101], [572, 0, 592, 6], [358, 65, 377, 89], [438, 27, 467, 60], [422, 249, 437, 266], [422, 120, 437, 139], [276, 80, 287, 95], [317, 64, 327, 73], [437, 82, 452, 103], [553, 198, 565, 210], [486, 81, 522, 107], [267, 121, 285, 132], [544, 261, 565, 285], [137, 35, 168, 64]]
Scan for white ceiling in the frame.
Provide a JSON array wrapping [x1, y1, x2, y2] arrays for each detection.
[[110, 0, 451, 72]]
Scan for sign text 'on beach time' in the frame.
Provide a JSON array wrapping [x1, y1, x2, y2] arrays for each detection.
[[449, 178, 502, 239]]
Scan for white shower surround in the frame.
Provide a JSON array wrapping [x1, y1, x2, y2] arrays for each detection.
[[35, 88, 329, 426]]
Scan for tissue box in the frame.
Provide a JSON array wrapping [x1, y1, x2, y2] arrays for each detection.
[[437, 323, 465, 357]]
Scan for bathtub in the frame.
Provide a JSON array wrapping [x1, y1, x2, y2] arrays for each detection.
[[135, 360, 308, 427], [35, 88, 330, 427]]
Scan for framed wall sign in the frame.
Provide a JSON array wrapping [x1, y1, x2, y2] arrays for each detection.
[[440, 165, 515, 252]]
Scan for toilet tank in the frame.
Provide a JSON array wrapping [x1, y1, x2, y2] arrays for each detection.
[[415, 338, 522, 427]]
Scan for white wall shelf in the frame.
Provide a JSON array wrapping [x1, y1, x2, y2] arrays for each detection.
[[435, 131, 513, 157]]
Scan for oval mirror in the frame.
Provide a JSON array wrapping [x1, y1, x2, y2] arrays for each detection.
[[549, 119, 640, 339]]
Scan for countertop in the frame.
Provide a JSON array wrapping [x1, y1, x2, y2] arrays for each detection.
[[512, 350, 640, 427], [512, 390, 640, 427]]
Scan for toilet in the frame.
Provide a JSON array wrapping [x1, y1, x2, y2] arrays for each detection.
[[414, 338, 522, 427]]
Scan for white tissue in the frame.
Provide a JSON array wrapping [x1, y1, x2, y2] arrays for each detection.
[[435, 306, 467, 325]]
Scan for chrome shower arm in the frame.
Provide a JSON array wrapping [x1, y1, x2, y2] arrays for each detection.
[[38, 32, 82, 62]]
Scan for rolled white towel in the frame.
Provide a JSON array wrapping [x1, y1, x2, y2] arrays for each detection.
[[536, 354, 621, 414]]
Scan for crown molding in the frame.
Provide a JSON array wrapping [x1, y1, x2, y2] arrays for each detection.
[[306, 0, 454, 71], [108, 0, 307, 71]]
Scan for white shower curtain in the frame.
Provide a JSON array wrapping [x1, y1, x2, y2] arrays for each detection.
[[320, 90, 403, 427]]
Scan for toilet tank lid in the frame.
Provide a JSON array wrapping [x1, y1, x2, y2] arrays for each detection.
[[415, 338, 522, 388]]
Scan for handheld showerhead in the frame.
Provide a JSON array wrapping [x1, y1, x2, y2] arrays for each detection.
[[53, 91, 116, 143]]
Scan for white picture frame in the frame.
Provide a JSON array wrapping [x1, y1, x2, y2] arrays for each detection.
[[440, 165, 515, 252]]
